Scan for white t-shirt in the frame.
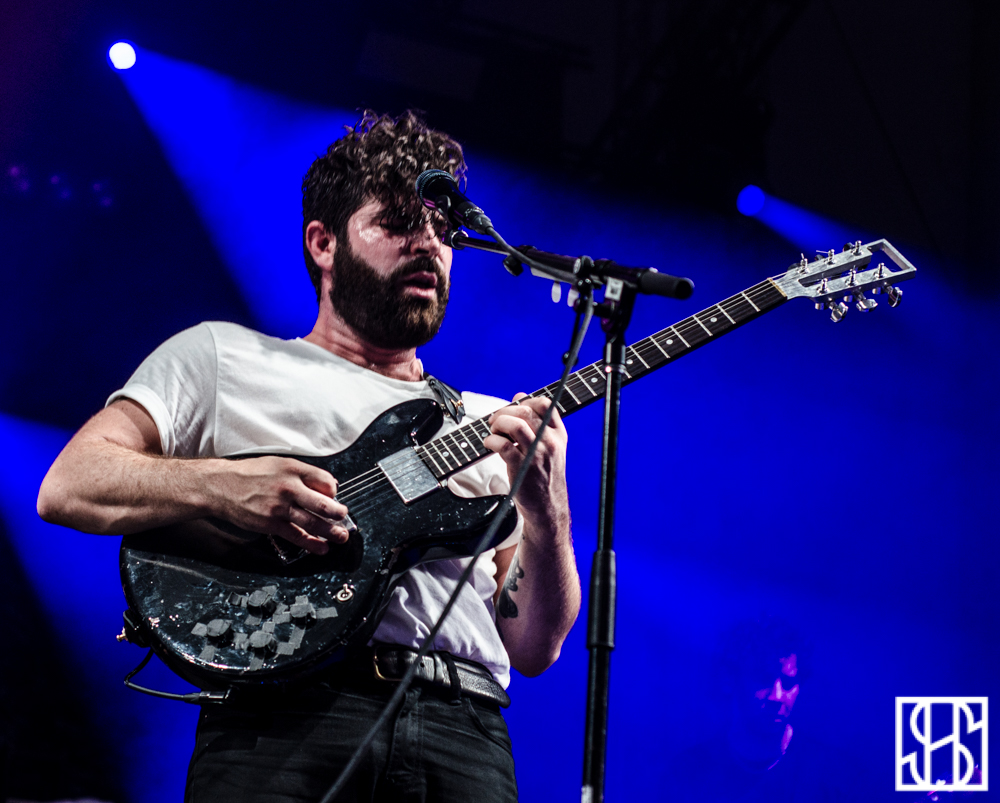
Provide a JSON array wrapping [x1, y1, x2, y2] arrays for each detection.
[[108, 321, 521, 686]]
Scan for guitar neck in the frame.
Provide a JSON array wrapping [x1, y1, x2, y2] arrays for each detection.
[[416, 278, 788, 479]]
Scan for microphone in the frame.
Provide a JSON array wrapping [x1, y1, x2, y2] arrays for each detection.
[[415, 170, 493, 235]]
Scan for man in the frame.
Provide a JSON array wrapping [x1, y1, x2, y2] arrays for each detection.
[[667, 617, 868, 803], [37, 110, 580, 801]]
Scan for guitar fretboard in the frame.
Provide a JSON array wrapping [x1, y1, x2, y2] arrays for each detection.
[[415, 278, 787, 479]]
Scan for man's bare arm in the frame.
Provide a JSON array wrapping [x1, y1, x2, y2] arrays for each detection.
[[37, 399, 348, 553], [486, 395, 581, 677]]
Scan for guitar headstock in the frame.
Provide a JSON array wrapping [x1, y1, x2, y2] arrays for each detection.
[[771, 239, 916, 322]]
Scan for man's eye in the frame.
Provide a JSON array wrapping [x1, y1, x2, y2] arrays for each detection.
[[380, 219, 408, 233]]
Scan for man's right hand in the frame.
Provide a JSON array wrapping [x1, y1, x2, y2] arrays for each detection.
[[206, 456, 349, 554], [38, 399, 349, 554]]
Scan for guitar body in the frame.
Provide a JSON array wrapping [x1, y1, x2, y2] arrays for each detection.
[[120, 399, 517, 689]]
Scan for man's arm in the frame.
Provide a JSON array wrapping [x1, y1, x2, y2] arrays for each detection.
[[37, 399, 349, 553], [486, 394, 580, 677]]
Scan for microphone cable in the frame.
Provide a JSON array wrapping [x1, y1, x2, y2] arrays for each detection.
[[317, 290, 595, 803]]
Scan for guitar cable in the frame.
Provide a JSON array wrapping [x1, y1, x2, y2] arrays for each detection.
[[317, 287, 596, 803], [124, 648, 231, 705]]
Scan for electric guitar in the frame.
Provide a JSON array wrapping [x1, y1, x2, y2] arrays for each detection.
[[120, 239, 916, 689]]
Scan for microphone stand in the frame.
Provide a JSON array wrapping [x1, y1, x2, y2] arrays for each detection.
[[447, 227, 689, 803]]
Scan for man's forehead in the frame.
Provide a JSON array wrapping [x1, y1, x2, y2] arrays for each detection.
[[350, 196, 447, 235], [779, 654, 798, 677]]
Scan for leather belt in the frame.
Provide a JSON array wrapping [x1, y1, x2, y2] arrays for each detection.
[[365, 644, 511, 708]]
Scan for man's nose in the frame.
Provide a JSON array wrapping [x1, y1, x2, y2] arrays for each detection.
[[406, 221, 443, 256]]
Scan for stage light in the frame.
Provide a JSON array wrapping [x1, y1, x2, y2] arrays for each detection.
[[737, 184, 766, 217], [108, 41, 136, 70], [737, 183, 865, 252]]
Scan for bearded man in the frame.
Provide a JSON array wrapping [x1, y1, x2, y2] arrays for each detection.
[[37, 110, 579, 802]]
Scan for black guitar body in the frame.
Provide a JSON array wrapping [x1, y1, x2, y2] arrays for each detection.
[[120, 399, 517, 689]]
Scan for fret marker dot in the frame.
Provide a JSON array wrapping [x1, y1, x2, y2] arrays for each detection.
[[626, 359, 633, 365], [666, 339, 673, 345], [710, 317, 717, 323], [591, 377, 598, 383], [442, 451, 450, 457], [460, 442, 468, 448]]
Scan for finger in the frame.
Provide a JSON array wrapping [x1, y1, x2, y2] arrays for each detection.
[[489, 415, 540, 452], [287, 502, 351, 543], [295, 487, 350, 522], [298, 465, 338, 497], [510, 394, 565, 432], [270, 521, 331, 554], [483, 432, 526, 470], [489, 404, 542, 434]]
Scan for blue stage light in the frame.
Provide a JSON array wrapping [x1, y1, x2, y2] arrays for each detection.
[[736, 184, 766, 217], [738, 184, 868, 252], [108, 41, 137, 70]]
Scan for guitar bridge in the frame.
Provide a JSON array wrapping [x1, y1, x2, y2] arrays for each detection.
[[378, 448, 441, 504]]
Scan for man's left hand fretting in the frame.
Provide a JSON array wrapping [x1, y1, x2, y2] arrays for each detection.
[[484, 393, 569, 522]]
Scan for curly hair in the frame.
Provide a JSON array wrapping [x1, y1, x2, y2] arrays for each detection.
[[301, 110, 467, 301]]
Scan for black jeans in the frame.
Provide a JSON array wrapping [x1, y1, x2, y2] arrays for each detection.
[[184, 674, 518, 802]]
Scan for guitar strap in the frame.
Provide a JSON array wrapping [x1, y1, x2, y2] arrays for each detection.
[[423, 372, 465, 425]]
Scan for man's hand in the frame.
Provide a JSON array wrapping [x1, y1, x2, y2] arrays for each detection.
[[206, 456, 350, 554], [484, 393, 569, 523], [37, 399, 348, 554], [484, 393, 579, 677]]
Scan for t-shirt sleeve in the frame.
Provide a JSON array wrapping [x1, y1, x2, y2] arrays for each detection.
[[106, 323, 219, 457]]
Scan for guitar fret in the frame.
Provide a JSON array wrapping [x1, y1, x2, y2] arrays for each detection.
[[580, 372, 602, 395], [450, 432, 478, 461], [671, 327, 691, 348], [626, 346, 650, 370], [720, 294, 757, 321], [420, 445, 447, 476], [648, 336, 671, 359], [696, 308, 731, 336], [632, 338, 668, 373], [431, 439, 460, 473], [420, 277, 789, 479], [679, 317, 712, 343]]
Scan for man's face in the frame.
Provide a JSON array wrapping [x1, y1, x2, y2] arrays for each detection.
[[747, 653, 800, 735], [329, 199, 452, 350]]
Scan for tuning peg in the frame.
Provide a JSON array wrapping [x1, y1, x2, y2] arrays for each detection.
[[871, 281, 903, 307], [848, 290, 877, 312], [827, 300, 848, 323], [551, 282, 562, 303]]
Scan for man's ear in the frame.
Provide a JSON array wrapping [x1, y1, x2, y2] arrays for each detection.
[[305, 221, 336, 270]]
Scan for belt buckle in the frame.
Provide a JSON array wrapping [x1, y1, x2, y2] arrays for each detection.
[[372, 650, 402, 682]]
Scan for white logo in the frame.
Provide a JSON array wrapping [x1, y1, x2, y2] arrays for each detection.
[[895, 697, 988, 792]]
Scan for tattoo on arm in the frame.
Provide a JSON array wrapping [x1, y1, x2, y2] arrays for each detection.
[[497, 553, 524, 621]]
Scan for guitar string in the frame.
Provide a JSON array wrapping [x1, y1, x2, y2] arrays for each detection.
[[333, 284, 779, 507], [328, 283, 782, 518]]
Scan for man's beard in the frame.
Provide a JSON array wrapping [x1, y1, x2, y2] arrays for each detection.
[[329, 237, 449, 350]]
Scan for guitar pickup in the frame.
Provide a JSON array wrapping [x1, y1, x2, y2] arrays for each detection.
[[378, 447, 441, 504]]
